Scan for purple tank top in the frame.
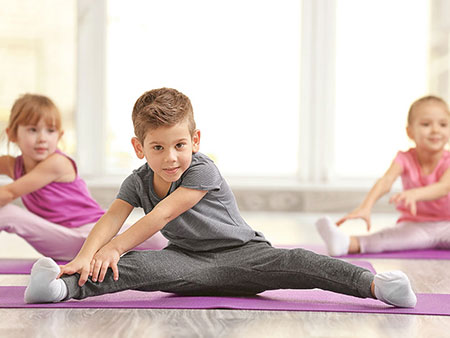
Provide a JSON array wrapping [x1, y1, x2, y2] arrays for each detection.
[[14, 150, 105, 228]]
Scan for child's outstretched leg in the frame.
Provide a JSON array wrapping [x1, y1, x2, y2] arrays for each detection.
[[357, 221, 436, 253], [223, 242, 417, 308], [372, 271, 417, 307], [0, 204, 91, 260], [315, 216, 359, 255], [24, 257, 68, 303], [0, 204, 167, 261]]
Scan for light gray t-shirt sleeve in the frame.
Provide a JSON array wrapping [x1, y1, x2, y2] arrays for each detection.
[[116, 169, 146, 208], [180, 157, 222, 192], [117, 174, 141, 208]]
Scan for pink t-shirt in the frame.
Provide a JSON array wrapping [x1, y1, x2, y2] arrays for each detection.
[[394, 148, 450, 223], [14, 150, 105, 228]]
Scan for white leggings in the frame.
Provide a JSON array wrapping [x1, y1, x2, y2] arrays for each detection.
[[0, 204, 168, 261], [357, 220, 450, 253]]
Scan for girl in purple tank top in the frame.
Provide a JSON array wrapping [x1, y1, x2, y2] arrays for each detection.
[[0, 94, 166, 260]]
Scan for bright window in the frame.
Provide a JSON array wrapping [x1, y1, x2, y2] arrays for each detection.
[[334, 0, 429, 179], [105, 0, 301, 178], [0, 0, 77, 156]]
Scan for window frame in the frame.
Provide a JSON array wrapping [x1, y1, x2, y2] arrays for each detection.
[[76, 0, 338, 185]]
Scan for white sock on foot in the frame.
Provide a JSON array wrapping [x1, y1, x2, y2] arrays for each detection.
[[374, 271, 417, 308], [315, 216, 350, 256], [24, 257, 68, 304]]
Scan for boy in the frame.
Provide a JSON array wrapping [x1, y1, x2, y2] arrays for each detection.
[[25, 88, 416, 307]]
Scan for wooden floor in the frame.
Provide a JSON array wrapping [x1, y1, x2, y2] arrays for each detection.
[[1, 212, 450, 338]]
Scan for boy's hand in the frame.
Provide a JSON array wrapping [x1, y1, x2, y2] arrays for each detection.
[[90, 244, 121, 284], [336, 207, 372, 231], [58, 256, 92, 287], [389, 190, 417, 216]]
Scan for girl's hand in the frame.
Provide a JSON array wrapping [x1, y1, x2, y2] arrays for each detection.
[[90, 244, 121, 284], [389, 190, 418, 216], [336, 207, 372, 231], [58, 256, 92, 287]]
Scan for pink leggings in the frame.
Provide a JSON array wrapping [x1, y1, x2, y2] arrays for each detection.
[[0, 204, 168, 260], [357, 220, 450, 253]]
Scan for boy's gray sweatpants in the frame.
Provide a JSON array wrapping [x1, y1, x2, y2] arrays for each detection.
[[61, 241, 374, 300]]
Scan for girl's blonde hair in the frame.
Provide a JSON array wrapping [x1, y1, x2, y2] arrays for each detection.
[[7, 94, 62, 143], [407, 95, 450, 125]]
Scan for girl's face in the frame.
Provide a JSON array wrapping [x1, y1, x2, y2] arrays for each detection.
[[14, 118, 61, 163], [407, 102, 450, 154]]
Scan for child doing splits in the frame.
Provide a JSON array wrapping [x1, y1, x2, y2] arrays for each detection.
[[25, 88, 416, 308], [0, 94, 166, 260], [317, 95, 450, 256]]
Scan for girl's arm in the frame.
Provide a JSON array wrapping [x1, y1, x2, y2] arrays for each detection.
[[0, 156, 16, 178], [336, 160, 403, 230], [89, 186, 207, 284], [389, 167, 450, 215], [59, 199, 134, 286], [0, 153, 74, 205]]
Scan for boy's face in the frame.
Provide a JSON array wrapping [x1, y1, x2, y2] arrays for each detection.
[[132, 120, 200, 186]]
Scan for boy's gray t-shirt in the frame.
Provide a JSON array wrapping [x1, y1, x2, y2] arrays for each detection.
[[117, 152, 268, 251]]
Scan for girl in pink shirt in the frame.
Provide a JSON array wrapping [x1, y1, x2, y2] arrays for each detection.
[[317, 95, 450, 255], [0, 94, 166, 260]]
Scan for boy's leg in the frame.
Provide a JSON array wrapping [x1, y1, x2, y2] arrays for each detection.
[[29, 246, 263, 303], [0, 204, 92, 260], [26, 242, 415, 306], [214, 241, 374, 298], [61, 246, 218, 300], [208, 241, 416, 307], [69, 242, 371, 298]]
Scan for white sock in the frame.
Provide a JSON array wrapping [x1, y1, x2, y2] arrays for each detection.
[[24, 257, 68, 304], [315, 216, 350, 256], [374, 271, 417, 308]]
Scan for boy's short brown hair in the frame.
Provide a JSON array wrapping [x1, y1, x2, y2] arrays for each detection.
[[132, 88, 196, 143]]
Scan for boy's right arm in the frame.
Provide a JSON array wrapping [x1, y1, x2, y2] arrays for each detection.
[[58, 199, 134, 286], [336, 160, 402, 230]]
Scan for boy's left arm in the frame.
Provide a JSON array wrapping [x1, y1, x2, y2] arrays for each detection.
[[90, 186, 207, 282], [390, 168, 450, 215]]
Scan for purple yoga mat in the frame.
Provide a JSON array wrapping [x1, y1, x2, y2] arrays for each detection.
[[0, 259, 68, 274], [291, 244, 450, 260], [1, 286, 448, 316]]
